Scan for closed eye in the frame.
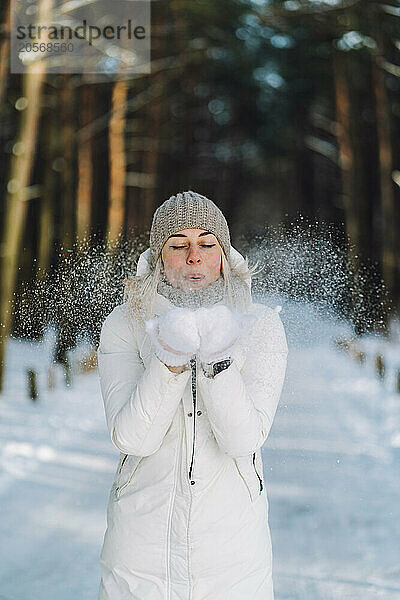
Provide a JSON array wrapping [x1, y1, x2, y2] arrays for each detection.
[[170, 244, 216, 249]]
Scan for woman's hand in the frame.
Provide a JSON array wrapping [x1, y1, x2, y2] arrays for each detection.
[[145, 307, 200, 367], [167, 364, 189, 374], [195, 305, 255, 363]]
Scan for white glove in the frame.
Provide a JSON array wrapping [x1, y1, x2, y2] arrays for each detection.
[[195, 305, 256, 363], [145, 307, 200, 367]]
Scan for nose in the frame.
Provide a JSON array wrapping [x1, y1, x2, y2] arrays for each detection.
[[186, 245, 201, 264]]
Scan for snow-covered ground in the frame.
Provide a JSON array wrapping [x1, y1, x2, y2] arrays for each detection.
[[0, 300, 399, 600], [268, 303, 400, 599]]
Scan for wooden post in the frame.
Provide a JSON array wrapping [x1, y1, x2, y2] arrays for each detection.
[[27, 368, 38, 401], [375, 353, 384, 379], [47, 365, 55, 390]]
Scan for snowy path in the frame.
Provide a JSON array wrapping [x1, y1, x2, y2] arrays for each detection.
[[267, 304, 400, 599], [0, 303, 399, 599]]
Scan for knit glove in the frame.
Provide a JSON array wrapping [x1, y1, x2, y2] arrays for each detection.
[[145, 307, 201, 367], [195, 305, 256, 363]]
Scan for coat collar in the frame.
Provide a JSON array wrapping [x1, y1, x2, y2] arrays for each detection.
[[150, 287, 227, 316]]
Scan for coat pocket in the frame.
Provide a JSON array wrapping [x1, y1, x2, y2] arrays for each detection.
[[113, 454, 143, 501], [252, 451, 264, 494], [234, 451, 264, 503]]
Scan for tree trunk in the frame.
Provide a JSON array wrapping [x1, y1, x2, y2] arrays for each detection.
[[0, 0, 10, 110], [0, 53, 47, 390], [54, 74, 77, 369], [37, 83, 58, 282], [59, 74, 76, 251], [332, 50, 376, 334], [370, 4, 398, 315], [107, 78, 128, 247], [76, 84, 95, 245]]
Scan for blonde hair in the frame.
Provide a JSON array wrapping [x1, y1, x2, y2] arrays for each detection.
[[123, 248, 262, 325]]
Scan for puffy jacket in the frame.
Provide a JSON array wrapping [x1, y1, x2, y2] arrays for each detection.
[[97, 250, 289, 600]]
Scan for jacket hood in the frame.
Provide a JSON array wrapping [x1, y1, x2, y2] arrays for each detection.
[[135, 246, 252, 292]]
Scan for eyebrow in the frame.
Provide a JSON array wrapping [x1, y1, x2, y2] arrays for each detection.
[[167, 231, 214, 240]]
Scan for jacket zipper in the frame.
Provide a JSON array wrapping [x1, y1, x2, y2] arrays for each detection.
[[188, 356, 197, 484], [253, 452, 263, 493]]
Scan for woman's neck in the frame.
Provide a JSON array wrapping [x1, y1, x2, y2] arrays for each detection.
[[157, 273, 225, 309]]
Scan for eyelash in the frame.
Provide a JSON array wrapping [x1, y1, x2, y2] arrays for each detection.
[[170, 244, 216, 250]]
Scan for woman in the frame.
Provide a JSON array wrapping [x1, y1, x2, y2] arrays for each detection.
[[97, 190, 289, 600]]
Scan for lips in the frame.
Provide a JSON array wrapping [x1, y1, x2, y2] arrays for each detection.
[[187, 274, 204, 280]]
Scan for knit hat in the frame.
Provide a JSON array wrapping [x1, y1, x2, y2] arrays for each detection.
[[148, 190, 231, 271]]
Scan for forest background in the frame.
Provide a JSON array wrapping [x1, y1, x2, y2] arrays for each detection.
[[0, 0, 399, 390]]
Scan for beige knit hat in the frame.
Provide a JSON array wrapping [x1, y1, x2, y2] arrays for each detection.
[[148, 190, 231, 271]]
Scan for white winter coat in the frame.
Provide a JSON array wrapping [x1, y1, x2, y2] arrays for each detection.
[[97, 247, 289, 600]]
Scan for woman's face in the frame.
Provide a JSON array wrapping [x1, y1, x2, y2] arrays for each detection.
[[161, 228, 222, 290]]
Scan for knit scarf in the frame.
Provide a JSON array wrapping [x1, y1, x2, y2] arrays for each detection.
[[157, 273, 226, 309]]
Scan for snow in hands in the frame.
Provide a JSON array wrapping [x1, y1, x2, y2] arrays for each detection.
[[144, 304, 257, 367]]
